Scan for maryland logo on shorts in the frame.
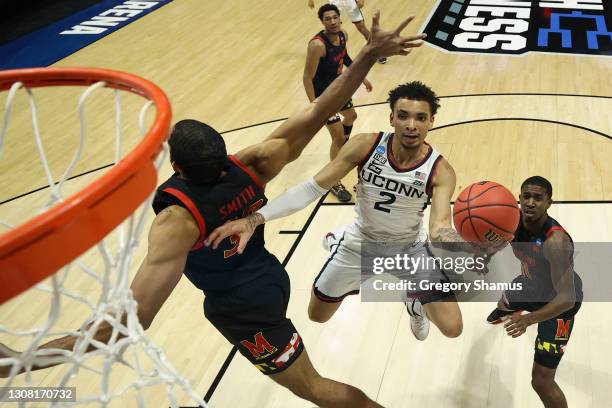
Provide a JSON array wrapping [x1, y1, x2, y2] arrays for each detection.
[[421, 0, 612, 56], [555, 318, 572, 340], [240, 332, 278, 361]]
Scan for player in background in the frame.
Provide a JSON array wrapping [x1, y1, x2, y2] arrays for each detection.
[[308, 0, 387, 64], [304, 4, 373, 202]]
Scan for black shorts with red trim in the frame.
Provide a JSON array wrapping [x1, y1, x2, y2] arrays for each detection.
[[203, 264, 304, 375], [532, 303, 580, 369], [503, 276, 582, 368]]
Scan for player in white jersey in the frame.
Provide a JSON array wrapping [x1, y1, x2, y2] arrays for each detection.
[[206, 82, 484, 341]]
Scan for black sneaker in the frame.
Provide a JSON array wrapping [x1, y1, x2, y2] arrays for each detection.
[[330, 183, 352, 202], [377, 57, 387, 64], [486, 308, 521, 325]]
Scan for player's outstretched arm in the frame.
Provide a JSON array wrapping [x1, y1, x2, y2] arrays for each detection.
[[429, 159, 465, 245], [0, 206, 198, 378], [129, 206, 198, 329], [428, 159, 493, 254], [205, 133, 376, 252], [235, 12, 426, 185]]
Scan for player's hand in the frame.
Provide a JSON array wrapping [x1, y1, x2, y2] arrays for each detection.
[[0, 343, 20, 378], [204, 213, 264, 254], [366, 11, 427, 59], [307, 0, 314, 9], [363, 79, 373, 92], [469, 238, 510, 256], [488, 238, 511, 254], [356, 0, 364, 8], [504, 313, 530, 338]]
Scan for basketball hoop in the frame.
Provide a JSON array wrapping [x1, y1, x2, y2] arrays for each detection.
[[0, 67, 208, 407], [0, 68, 170, 304]]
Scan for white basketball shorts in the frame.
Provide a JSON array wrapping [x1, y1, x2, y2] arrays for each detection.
[[329, 0, 364, 23]]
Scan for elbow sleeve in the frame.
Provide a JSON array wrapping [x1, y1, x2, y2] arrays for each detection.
[[257, 178, 327, 222]]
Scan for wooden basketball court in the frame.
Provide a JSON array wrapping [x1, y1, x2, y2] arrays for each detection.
[[1, 0, 611, 406]]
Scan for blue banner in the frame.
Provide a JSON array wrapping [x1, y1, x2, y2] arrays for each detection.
[[0, 0, 174, 69]]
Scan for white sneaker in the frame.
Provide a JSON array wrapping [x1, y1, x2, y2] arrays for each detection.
[[322, 227, 346, 252], [405, 297, 430, 341]]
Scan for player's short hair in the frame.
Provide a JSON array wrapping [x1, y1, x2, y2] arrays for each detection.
[[387, 81, 440, 116], [318, 4, 340, 20], [521, 176, 553, 198], [169, 119, 227, 184]]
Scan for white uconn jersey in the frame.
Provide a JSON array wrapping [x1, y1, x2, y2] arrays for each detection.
[[354, 132, 442, 242]]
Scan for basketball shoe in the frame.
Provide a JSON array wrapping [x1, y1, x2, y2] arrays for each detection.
[[405, 297, 429, 341], [322, 227, 346, 252], [330, 182, 352, 202]]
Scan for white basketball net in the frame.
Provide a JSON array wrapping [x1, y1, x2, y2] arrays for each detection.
[[0, 80, 207, 407]]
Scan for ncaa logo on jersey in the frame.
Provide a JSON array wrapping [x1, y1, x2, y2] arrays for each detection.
[[376, 145, 386, 154]]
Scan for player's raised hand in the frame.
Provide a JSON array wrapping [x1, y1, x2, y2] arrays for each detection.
[[367, 11, 426, 58], [204, 213, 264, 254]]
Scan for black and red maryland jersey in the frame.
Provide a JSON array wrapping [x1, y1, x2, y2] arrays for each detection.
[[311, 30, 347, 96], [152, 155, 275, 294], [511, 215, 583, 302]]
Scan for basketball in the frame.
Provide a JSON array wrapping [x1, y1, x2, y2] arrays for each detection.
[[452, 181, 520, 246]]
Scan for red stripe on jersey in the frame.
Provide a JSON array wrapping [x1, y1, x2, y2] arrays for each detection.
[[163, 187, 207, 250], [228, 155, 265, 191], [311, 35, 325, 44], [545, 226, 566, 238]]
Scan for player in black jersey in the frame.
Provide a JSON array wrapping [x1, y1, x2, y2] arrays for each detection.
[[307, 0, 388, 64], [487, 176, 582, 408], [0, 12, 426, 407], [303, 4, 373, 202]]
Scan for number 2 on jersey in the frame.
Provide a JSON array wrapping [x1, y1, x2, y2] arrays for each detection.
[[373, 191, 396, 213]]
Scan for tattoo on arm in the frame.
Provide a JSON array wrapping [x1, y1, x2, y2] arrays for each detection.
[[247, 213, 265, 233], [431, 227, 474, 252], [435, 228, 464, 242]]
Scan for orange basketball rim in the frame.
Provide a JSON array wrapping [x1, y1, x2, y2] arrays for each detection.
[[0, 67, 172, 305]]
